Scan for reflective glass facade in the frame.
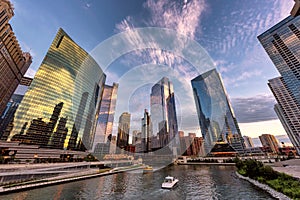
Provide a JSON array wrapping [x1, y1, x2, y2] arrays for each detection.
[[191, 69, 244, 155], [92, 83, 118, 151], [6, 28, 106, 151], [150, 77, 178, 150], [116, 112, 130, 153]]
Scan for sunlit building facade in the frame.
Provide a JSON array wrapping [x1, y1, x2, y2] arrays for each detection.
[[116, 112, 130, 153], [0, 0, 32, 115], [259, 134, 280, 154], [258, 4, 300, 155], [92, 83, 118, 151], [191, 69, 245, 155], [243, 136, 254, 148], [6, 28, 106, 151]]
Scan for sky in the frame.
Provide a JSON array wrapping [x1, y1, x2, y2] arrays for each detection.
[[10, 0, 295, 139]]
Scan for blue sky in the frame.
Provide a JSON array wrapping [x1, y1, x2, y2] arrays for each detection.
[[11, 0, 295, 138]]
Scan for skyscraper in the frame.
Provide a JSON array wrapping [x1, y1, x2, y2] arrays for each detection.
[[92, 83, 118, 151], [243, 136, 254, 148], [150, 77, 178, 150], [141, 109, 152, 153], [116, 112, 130, 153], [191, 68, 245, 155], [258, 2, 300, 155], [6, 28, 106, 150], [268, 77, 300, 154], [259, 134, 280, 154], [0, 0, 32, 115], [0, 94, 23, 139]]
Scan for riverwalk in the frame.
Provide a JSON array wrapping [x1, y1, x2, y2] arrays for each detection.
[[271, 159, 300, 179], [0, 164, 144, 194]]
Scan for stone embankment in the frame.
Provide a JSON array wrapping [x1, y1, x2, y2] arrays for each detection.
[[235, 172, 291, 200]]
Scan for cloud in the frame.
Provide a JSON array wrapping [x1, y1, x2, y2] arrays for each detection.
[[231, 94, 278, 123], [114, 0, 207, 69], [24, 68, 37, 78], [142, 0, 206, 39]]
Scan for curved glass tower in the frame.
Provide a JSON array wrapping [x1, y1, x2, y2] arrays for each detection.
[[191, 69, 244, 155], [6, 28, 106, 151]]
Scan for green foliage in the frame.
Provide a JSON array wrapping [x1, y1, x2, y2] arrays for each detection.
[[83, 153, 98, 162], [236, 158, 300, 199]]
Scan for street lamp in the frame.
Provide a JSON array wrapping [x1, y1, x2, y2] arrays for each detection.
[[34, 154, 38, 163]]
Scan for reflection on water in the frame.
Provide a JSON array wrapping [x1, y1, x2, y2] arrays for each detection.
[[1, 165, 274, 200]]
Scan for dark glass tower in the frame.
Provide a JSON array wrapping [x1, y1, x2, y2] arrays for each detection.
[[0, 94, 23, 139], [191, 69, 245, 155], [7, 28, 106, 150], [150, 77, 178, 151]]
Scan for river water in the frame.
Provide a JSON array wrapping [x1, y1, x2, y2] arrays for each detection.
[[1, 165, 274, 200]]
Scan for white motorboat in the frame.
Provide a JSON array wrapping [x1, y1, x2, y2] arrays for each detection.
[[161, 176, 179, 189]]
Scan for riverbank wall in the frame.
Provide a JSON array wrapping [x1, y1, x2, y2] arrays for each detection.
[[178, 162, 235, 166], [235, 172, 291, 200]]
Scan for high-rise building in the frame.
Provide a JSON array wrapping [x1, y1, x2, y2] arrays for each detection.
[[141, 109, 152, 153], [109, 135, 117, 154], [259, 134, 280, 154], [243, 136, 254, 148], [178, 131, 184, 138], [0, 77, 33, 140], [258, 3, 300, 155], [258, 15, 300, 105], [268, 78, 300, 154], [150, 77, 178, 150], [0, 0, 32, 116], [92, 83, 118, 151], [0, 94, 23, 139], [6, 28, 106, 151], [116, 112, 130, 153], [191, 68, 245, 155]]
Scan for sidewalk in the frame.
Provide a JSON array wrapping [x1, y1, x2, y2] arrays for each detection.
[[271, 159, 300, 179]]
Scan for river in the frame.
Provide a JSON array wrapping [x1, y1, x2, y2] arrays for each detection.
[[1, 165, 274, 200]]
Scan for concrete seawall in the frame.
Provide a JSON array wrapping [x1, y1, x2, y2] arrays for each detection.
[[178, 162, 236, 166], [235, 172, 291, 200]]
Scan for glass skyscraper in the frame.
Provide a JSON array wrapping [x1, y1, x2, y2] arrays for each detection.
[[116, 112, 130, 153], [6, 28, 106, 151], [150, 77, 178, 151], [92, 83, 118, 154], [191, 69, 245, 155], [258, 3, 300, 154], [141, 109, 152, 153]]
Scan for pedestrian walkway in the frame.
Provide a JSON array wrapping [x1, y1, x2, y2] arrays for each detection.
[[271, 159, 300, 179]]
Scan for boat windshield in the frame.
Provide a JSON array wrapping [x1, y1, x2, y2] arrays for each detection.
[[164, 178, 173, 183]]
